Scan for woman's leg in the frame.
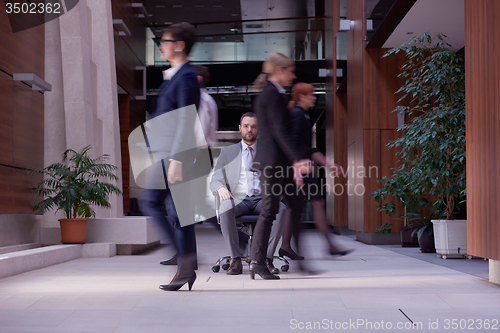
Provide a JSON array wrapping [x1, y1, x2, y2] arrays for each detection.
[[311, 199, 339, 252], [279, 208, 294, 253], [250, 173, 282, 264]]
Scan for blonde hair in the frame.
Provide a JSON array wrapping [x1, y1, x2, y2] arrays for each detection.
[[253, 52, 295, 90]]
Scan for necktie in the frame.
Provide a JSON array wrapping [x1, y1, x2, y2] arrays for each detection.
[[246, 146, 255, 196]]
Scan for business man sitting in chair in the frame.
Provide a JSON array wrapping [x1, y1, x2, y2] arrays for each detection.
[[210, 112, 286, 275]]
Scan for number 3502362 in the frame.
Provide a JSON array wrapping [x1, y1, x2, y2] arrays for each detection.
[[5, 2, 61, 14]]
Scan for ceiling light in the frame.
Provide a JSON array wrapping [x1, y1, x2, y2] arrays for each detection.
[[205, 37, 213, 39], [212, 4, 222, 8], [195, 4, 204, 8], [231, 13, 238, 16], [172, 5, 182, 8], [155, 5, 165, 8], [164, 22, 172, 25]]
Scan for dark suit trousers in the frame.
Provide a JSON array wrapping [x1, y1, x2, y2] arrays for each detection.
[[140, 187, 197, 257], [250, 169, 306, 263]]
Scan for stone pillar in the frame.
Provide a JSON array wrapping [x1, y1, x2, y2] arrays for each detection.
[[86, 0, 123, 217], [490, 260, 500, 286], [43, 0, 123, 225]]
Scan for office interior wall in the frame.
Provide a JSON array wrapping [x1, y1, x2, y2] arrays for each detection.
[[465, 0, 500, 261], [0, 9, 44, 215], [346, 0, 408, 238]]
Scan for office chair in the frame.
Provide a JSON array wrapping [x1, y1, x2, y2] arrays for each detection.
[[211, 194, 290, 273]]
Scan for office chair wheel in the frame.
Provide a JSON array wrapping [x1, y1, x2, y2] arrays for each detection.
[[281, 264, 289, 272], [212, 265, 220, 273], [222, 263, 230, 270]]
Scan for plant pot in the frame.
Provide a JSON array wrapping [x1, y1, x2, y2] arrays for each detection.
[[59, 218, 88, 244], [400, 226, 419, 247], [418, 230, 436, 253], [432, 219, 468, 259]]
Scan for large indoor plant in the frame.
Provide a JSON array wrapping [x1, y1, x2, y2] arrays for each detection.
[[31, 145, 122, 244], [371, 33, 466, 254]]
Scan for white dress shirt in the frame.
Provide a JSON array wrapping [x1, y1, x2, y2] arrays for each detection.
[[162, 61, 188, 81], [233, 141, 261, 196], [269, 80, 286, 94]]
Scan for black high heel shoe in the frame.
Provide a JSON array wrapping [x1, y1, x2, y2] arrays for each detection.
[[159, 272, 196, 291], [250, 261, 280, 280], [279, 248, 304, 261]]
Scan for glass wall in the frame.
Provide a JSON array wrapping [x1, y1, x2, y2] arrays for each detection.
[[148, 17, 326, 65]]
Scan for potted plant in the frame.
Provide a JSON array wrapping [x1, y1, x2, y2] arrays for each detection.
[[404, 212, 436, 253], [371, 33, 466, 256], [31, 145, 122, 244]]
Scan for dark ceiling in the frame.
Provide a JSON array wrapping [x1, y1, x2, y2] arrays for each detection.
[[143, 0, 244, 38]]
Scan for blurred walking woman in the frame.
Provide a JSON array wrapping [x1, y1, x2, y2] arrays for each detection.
[[279, 83, 353, 260], [249, 53, 311, 280], [140, 22, 200, 291]]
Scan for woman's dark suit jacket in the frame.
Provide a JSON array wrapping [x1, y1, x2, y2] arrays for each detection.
[[151, 62, 200, 166], [289, 104, 317, 160], [253, 81, 301, 169]]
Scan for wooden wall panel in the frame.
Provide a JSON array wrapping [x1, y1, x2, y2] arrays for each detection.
[[0, 74, 14, 165], [111, 0, 146, 64], [465, 0, 500, 260], [349, 0, 365, 56], [119, 94, 131, 141], [362, 129, 404, 233], [347, 43, 364, 232], [344, 0, 410, 237], [325, 0, 342, 227], [0, 166, 42, 214], [114, 36, 144, 97], [118, 93, 146, 213], [118, 94, 130, 213], [0, 7, 44, 215], [120, 140, 130, 213], [363, 130, 381, 233], [333, 91, 348, 227], [0, 7, 44, 78], [12, 82, 44, 168], [363, 48, 406, 130], [112, 0, 146, 98], [361, 48, 407, 233]]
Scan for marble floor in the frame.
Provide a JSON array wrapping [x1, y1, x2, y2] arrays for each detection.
[[0, 225, 498, 333]]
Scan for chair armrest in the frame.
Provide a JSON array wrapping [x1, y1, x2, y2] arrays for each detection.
[[213, 193, 221, 222]]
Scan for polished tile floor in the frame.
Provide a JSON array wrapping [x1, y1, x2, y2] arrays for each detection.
[[0, 225, 498, 333]]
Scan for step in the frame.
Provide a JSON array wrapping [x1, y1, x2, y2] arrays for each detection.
[[0, 242, 116, 279]]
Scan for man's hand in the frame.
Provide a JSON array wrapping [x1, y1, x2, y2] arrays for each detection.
[[167, 160, 183, 183], [218, 187, 234, 201]]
